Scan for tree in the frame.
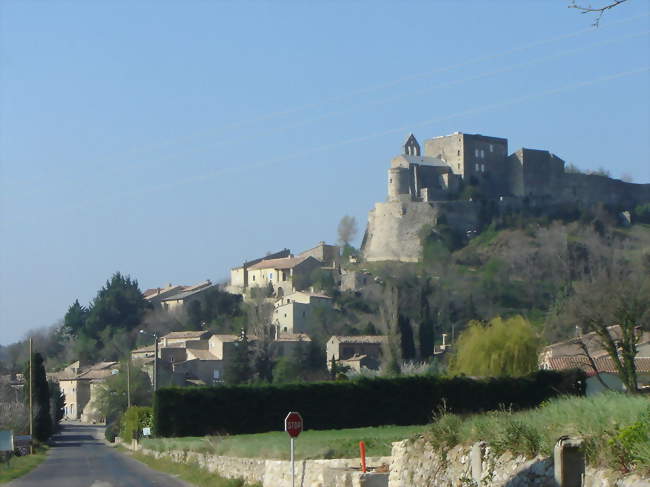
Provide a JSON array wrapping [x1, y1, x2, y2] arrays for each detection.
[[24, 353, 52, 442], [569, 0, 630, 27], [557, 266, 649, 393], [337, 215, 358, 247], [49, 381, 64, 432], [63, 300, 88, 336], [0, 384, 27, 433], [450, 316, 540, 377], [95, 360, 152, 423], [224, 331, 252, 385]]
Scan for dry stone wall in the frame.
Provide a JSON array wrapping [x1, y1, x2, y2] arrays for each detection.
[[388, 438, 649, 487]]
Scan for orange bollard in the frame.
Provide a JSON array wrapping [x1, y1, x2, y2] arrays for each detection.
[[359, 441, 367, 473]]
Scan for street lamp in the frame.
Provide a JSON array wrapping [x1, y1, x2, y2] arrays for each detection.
[[139, 330, 159, 392]]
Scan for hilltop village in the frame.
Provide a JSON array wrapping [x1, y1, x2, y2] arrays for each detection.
[[3, 131, 650, 426]]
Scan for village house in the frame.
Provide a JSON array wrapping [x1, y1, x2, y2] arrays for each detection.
[[272, 290, 333, 334], [58, 362, 118, 421], [158, 281, 214, 314], [228, 249, 291, 294], [539, 325, 650, 395], [326, 335, 387, 371]]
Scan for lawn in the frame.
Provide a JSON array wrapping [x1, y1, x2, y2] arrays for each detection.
[[0, 448, 48, 484], [142, 424, 425, 460]]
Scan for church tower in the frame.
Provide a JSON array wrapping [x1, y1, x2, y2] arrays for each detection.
[[403, 133, 421, 156]]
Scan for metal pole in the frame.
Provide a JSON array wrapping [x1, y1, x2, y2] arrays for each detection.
[[29, 337, 33, 454], [291, 437, 295, 487], [153, 335, 158, 392], [127, 359, 131, 409]]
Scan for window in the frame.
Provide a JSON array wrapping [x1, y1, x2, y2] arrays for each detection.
[[302, 311, 306, 317], [474, 149, 479, 158], [284, 313, 287, 318], [475, 163, 479, 171], [269, 272, 273, 281], [481, 164, 485, 172], [480, 149, 485, 158], [490, 144, 494, 152], [457, 150, 460, 156]]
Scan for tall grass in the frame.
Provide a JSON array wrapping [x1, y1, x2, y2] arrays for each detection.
[[425, 393, 650, 472], [0, 447, 48, 484]]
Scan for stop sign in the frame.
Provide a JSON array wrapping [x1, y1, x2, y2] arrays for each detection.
[[284, 411, 303, 438]]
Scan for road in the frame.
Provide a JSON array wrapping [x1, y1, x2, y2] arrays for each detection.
[[8, 423, 191, 487]]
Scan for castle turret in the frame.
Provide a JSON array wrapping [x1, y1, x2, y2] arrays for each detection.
[[388, 166, 411, 202]]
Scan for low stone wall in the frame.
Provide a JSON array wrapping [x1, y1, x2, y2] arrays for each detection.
[[134, 444, 390, 487], [388, 438, 650, 487]]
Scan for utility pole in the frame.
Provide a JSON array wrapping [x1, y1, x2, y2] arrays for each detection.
[[153, 334, 159, 392], [28, 337, 33, 454], [127, 359, 131, 409]]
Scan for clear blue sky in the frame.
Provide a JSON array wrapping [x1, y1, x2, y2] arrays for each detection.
[[1, 1, 649, 345]]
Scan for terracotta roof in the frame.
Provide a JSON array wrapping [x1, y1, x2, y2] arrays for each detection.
[[247, 256, 309, 271], [330, 335, 387, 344], [544, 356, 650, 376], [162, 330, 210, 339], [60, 362, 119, 381], [541, 326, 650, 359], [161, 285, 215, 302]]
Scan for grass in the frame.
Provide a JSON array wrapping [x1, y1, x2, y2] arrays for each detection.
[[142, 424, 424, 460], [120, 447, 259, 487], [424, 392, 650, 473], [0, 447, 49, 484]]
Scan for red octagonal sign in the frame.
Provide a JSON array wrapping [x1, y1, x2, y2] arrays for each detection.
[[285, 411, 303, 438]]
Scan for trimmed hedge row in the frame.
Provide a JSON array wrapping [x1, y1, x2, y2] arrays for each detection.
[[153, 370, 585, 437]]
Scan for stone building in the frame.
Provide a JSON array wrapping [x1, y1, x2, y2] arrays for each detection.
[[272, 291, 333, 334], [363, 132, 650, 262], [59, 361, 118, 421], [326, 335, 386, 371]]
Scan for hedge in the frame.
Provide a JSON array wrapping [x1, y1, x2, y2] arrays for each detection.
[[153, 370, 585, 437]]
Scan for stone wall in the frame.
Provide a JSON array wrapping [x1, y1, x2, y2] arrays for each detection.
[[134, 444, 390, 487], [388, 438, 649, 487]]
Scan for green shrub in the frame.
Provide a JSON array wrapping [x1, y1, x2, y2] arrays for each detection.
[[153, 370, 584, 437], [609, 406, 650, 473], [120, 406, 153, 441]]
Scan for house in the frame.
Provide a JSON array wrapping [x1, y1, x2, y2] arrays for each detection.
[[542, 355, 650, 395], [538, 325, 650, 369], [130, 344, 156, 361], [272, 291, 333, 334], [228, 249, 292, 294], [59, 362, 119, 421], [326, 336, 386, 371], [159, 330, 211, 349], [246, 256, 322, 298], [297, 242, 340, 269], [271, 333, 312, 357], [159, 281, 214, 314], [143, 283, 185, 309]]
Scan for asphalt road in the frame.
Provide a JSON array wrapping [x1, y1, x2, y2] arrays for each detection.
[[8, 423, 191, 487]]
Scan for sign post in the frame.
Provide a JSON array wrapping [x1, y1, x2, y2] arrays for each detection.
[[284, 412, 303, 487]]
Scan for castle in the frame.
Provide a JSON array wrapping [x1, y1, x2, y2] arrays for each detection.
[[362, 132, 650, 262]]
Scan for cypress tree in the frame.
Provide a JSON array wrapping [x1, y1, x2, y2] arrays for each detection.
[[25, 353, 52, 442]]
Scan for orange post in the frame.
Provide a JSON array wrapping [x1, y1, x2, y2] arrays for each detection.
[[359, 441, 367, 473]]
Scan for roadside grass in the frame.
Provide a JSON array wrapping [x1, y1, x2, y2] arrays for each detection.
[[424, 392, 650, 473], [142, 424, 424, 460], [119, 447, 259, 487], [0, 447, 48, 484]]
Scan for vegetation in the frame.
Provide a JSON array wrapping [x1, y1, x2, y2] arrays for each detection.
[[23, 353, 52, 442], [450, 316, 540, 377], [122, 448, 258, 487], [0, 446, 49, 484], [142, 424, 423, 460], [426, 392, 650, 473], [120, 406, 153, 441], [154, 370, 583, 437]]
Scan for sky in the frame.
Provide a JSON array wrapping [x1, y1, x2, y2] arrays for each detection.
[[1, 1, 649, 345]]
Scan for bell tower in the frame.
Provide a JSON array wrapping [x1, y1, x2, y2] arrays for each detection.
[[403, 133, 421, 156]]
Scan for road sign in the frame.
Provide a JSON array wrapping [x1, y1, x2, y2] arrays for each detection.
[[142, 427, 151, 437], [284, 412, 303, 438], [0, 431, 13, 452]]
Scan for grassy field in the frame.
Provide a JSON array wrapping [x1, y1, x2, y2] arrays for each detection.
[[142, 424, 424, 460], [0, 448, 48, 484], [120, 447, 260, 487], [425, 392, 650, 473]]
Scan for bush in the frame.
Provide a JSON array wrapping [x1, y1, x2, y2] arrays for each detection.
[[153, 370, 584, 437], [105, 419, 121, 443], [120, 406, 153, 441]]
